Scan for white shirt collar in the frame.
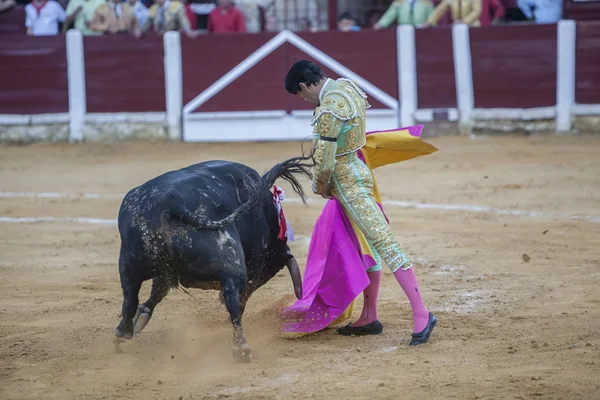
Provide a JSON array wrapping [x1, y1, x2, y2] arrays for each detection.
[[318, 78, 332, 104]]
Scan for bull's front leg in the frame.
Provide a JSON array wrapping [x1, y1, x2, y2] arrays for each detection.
[[221, 277, 252, 363]]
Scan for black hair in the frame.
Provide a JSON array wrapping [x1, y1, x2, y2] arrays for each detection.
[[338, 12, 356, 22], [284, 60, 327, 95]]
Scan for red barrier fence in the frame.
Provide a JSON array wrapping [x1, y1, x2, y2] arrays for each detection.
[[0, 35, 68, 114], [1, 22, 600, 116], [470, 24, 557, 109], [415, 26, 457, 109], [182, 29, 397, 113], [576, 21, 600, 105], [84, 35, 165, 113]]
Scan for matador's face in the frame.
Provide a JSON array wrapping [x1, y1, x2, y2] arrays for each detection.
[[297, 83, 320, 105]]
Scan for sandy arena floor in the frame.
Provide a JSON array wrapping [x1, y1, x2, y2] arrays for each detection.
[[0, 136, 599, 400]]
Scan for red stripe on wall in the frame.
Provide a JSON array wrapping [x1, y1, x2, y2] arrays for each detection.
[[0, 35, 68, 114], [470, 24, 557, 109], [182, 32, 278, 109], [576, 21, 600, 105], [182, 30, 397, 113], [415, 26, 457, 109], [84, 35, 165, 113]]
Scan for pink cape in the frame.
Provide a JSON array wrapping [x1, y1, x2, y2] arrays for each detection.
[[278, 150, 387, 334], [277, 125, 437, 336]]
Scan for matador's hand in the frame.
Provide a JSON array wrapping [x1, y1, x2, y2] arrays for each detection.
[[319, 183, 333, 200], [312, 181, 333, 200]]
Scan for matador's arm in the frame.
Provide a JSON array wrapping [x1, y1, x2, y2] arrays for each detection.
[[312, 111, 346, 197]]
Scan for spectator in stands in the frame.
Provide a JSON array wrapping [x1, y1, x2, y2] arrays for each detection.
[[88, 0, 141, 36], [503, 0, 529, 22], [25, 0, 65, 35], [127, 0, 148, 28], [260, 0, 324, 32], [517, 0, 562, 23], [480, 0, 505, 26], [207, 0, 246, 33], [373, 0, 434, 29], [142, 0, 199, 37], [337, 12, 360, 31], [423, 0, 483, 27], [365, 9, 383, 28], [180, 0, 197, 30], [234, 0, 260, 33], [299, 17, 319, 32], [299, 17, 311, 31], [64, 0, 106, 35], [0, 0, 16, 14]]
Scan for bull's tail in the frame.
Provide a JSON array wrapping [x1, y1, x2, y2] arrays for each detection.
[[164, 156, 313, 230]]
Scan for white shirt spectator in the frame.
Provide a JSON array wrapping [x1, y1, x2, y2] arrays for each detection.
[[128, 0, 148, 27], [25, 0, 66, 35], [111, 2, 122, 19], [517, 0, 562, 24]]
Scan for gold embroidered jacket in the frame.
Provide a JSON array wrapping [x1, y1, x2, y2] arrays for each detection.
[[143, 1, 190, 34], [310, 78, 370, 194]]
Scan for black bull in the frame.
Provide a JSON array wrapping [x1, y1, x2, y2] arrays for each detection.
[[114, 156, 312, 362]]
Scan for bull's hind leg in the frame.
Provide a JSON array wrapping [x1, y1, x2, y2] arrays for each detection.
[[222, 276, 251, 363], [133, 276, 170, 333], [114, 247, 145, 340], [115, 274, 142, 340]]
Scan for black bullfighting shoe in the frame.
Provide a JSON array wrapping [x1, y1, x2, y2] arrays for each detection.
[[409, 312, 437, 346], [336, 320, 383, 336]]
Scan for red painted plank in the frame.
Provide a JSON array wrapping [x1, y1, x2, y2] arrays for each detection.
[[84, 35, 165, 113], [182, 30, 398, 113], [470, 24, 557, 109], [576, 21, 600, 105], [0, 35, 68, 114], [415, 26, 457, 109]]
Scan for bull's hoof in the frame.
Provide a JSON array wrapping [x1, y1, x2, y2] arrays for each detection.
[[114, 327, 133, 340], [232, 343, 252, 363], [113, 334, 128, 353], [133, 306, 152, 333]]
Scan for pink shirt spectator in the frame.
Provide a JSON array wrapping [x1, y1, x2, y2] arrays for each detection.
[[480, 0, 505, 26], [207, 5, 245, 33]]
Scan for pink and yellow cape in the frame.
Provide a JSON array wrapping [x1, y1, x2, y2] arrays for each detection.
[[277, 125, 438, 338]]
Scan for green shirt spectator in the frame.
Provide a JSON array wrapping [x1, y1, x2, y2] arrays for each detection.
[[64, 0, 106, 35], [374, 0, 435, 28]]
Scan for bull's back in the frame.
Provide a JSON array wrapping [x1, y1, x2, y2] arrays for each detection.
[[117, 160, 260, 248]]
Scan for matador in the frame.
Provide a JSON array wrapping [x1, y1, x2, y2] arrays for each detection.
[[285, 60, 437, 345]]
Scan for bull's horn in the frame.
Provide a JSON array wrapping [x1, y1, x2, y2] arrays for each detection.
[[286, 257, 303, 300]]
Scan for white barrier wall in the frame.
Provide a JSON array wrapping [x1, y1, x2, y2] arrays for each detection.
[[1, 21, 599, 142]]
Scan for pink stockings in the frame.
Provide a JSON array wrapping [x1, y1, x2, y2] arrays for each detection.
[[393, 266, 430, 333], [353, 270, 382, 327], [354, 267, 429, 333]]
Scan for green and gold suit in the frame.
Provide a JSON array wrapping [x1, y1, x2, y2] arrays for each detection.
[[311, 78, 412, 272]]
